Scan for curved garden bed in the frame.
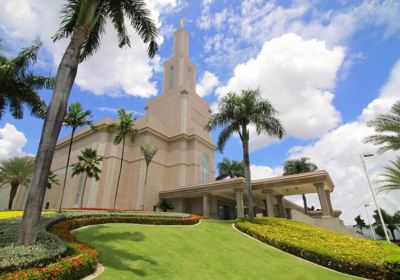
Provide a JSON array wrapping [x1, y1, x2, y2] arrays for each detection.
[[0, 212, 201, 280], [235, 217, 400, 280]]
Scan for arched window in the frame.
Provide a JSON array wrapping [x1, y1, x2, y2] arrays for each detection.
[[201, 153, 210, 183]]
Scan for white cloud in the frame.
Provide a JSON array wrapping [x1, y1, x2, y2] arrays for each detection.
[[0, 0, 179, 98], [0, 124, 29, 160], [251, 165, 283, 180], [216, 33, 344, 149], [196, 71, 219, 97]]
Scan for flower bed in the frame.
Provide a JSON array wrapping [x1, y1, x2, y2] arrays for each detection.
[[235, 217, 400, 280], [1, 213, 201, 280], [0, 210, 55, 220]]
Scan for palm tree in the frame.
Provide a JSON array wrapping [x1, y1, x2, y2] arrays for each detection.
[[137, 144, 158, 210], [353, 215, 367, 234], [206, 89, 285, 220], [58, 102, 93, 212], [283, 157, 317, 214], [19, 0, 158, 245], [107, 109, 138, 210], [364, 100, 400, 153], [0, 157, 33, 210], [71, 148, 102, 208], [373, 209, 399, 241], [47, 171, 60, 189], [377, 156, 400, 193], [216, 157, 244, 180], [0, 40, 51, 119]]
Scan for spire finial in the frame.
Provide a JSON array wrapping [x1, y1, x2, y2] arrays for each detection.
[[180, 16, 184, 29]]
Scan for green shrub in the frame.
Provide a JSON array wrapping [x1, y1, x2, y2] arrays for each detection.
[[235, 217, 400, 280]]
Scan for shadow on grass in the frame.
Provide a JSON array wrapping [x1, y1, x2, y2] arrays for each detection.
[[76, 225, 158, 276]]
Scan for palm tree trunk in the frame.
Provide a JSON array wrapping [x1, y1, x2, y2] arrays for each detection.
[[138, 165, 149, 210], [8, 183, 19, 210], [58, 128, 75, 212], [18, 26, 89, 246], [302, 194, 308, 214], [113, 137, 126, 210], [242, 136, 254, 221], [80, 174, 88, 208]]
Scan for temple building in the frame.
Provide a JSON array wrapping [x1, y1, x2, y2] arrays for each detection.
[[6, 22, 355, 236]]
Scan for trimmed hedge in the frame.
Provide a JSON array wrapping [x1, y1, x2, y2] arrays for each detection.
[[0, 214, 201, 280], [235, 217, 400, 280]]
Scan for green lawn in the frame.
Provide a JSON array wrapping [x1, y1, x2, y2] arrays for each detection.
[[74, 220, 356, 280]]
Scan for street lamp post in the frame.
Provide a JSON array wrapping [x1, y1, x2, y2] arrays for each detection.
[[364, 203, 376, 240], [360, 153, 391, 243]]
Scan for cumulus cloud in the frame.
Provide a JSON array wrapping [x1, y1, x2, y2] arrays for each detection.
[[0, 0, 179, 98], [216, 33, 344, 149], [251, 165, 283, 180], [200, 0, 400, 67], [0, 124, 29, 160], [196, 71, 219, 97]]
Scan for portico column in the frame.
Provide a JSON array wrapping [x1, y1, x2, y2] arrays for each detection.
[[315, 183, 331, 217], [325, 190, 333, 215], [175, 198, 184, 213], [263, 189, 275, 217], [234, 189, 244, 219], [203, 193, 210, 218], [276, 195, 286, 218]]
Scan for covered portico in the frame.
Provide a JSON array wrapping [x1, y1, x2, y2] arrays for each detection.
[[159, 170, 337, 220]]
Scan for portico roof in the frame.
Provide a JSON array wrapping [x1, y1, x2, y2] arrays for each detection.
[[159, 170, 335, 199]]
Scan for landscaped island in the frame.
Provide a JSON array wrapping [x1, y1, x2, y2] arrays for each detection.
[[2, 211, 400, 279]]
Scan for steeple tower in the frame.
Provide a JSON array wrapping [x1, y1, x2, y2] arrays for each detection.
[[162, 18, 196, 95]]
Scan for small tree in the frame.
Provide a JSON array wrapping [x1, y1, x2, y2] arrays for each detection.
[[353, 215, 367, 234], [107, 109, 137, 209], [283, 157, 317, 214], [0, 157, 33, 209], [216, 157, 244, 180], [157, 198, 174, 212], [137, 144, 158, 210], [207, 89, 285, 221], [71, 148, 102, 208], [373, 209, 399, 241], [58, 102, 93, 212]]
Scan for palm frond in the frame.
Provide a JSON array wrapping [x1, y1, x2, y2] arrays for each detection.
[[52, 0, 81, 42]]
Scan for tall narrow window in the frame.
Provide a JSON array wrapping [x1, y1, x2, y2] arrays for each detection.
[[169, 66, 174, 90], [201, 153, 210, 183]]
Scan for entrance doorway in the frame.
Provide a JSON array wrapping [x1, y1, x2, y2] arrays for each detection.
[[218, 202, 234, 220]]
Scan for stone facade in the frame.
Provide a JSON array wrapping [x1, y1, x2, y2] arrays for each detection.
[[11, 23, 215, 211]]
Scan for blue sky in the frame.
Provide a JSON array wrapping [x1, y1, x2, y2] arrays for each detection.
[[0, 0, 399, 224]]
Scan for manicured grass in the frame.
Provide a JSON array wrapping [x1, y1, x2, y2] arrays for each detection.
[[74, 220, 356, 279]]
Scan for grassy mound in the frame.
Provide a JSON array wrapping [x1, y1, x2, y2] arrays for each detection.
[[235, 217, 400, 280]]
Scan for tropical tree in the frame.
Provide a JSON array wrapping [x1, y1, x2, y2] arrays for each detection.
[[206, 89, 285, 220], [107, 109, 138, 209], [58, 102, 93, 212], [0, 40, 51, 119], [377, 156, 400, 193], [373, 209, 399, 241], [71, 147, 102, 208], [19, 0, 158, 245], [364, 100, 400, 153], [0, 157, 33, 210], [47, 171, 60, 189], [283, 157, 317, 214], [353, 215, 368, 234], [137, 144, 158, 210], [157, 198, 174, 212], [216, 157, 244, 180]]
